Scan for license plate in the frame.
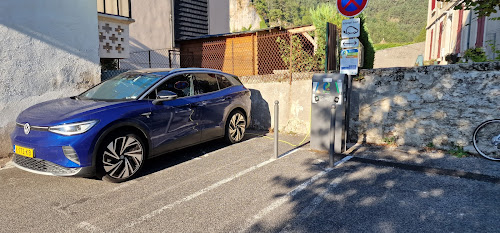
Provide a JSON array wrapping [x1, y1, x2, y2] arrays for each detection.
[[15, 145, 34, 158]]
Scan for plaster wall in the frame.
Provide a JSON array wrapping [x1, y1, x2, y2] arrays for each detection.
[[129, 0, 174, 52], [209, 0, 230, 35], [0, 0, 101, 157]]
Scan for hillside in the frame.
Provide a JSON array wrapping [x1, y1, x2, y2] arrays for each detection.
[[363, 0, 428, 43], [245, 0, 427, 44]]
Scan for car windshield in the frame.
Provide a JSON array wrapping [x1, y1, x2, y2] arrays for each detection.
[[79, 72, 163, 100]]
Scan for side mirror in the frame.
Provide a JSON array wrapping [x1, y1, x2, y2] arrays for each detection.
[[152, 90, 178, 105]]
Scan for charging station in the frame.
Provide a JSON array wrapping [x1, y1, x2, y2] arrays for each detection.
[[311, 73, 350, 159]]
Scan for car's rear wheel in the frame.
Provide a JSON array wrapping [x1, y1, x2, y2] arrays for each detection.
[[98, 132, 145, 183], [225, 110, 246, 144]]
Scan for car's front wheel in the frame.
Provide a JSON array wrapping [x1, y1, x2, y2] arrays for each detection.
[[98, 132, 145, 183], [225, 110, 246, 144]]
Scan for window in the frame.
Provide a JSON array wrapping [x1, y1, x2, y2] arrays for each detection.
[[194, 73, 219, 95], [147, 74, 194, 99], [97, 0, 131, 18], [431, 0, 436, 10], [217, 75, 233, 89]]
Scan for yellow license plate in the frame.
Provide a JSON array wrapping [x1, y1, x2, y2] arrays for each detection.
[[15, 145, 34, 158]]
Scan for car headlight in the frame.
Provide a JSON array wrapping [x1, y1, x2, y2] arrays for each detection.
[[48, 120, 98, 136]]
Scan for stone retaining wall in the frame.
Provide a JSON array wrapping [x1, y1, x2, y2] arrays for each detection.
[[245, 62, 500, 153], [350, 62, 500, 152]]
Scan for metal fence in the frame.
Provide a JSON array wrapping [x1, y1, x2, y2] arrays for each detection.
[[179, 30, 325, 83], [120, 49, 180, 70]]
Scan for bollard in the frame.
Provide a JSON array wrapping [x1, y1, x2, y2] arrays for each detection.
[[274, 100, 279, 159]]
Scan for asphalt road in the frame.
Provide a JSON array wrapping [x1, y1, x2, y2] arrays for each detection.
[[0, 133, 499, 233]]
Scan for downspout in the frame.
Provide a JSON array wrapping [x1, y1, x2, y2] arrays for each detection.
[[466, 10, 472, 49]]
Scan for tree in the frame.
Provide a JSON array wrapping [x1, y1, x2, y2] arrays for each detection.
[[443, 0, 500, 19]]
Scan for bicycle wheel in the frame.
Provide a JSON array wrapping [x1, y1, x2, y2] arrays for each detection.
[[472, 119, 500, 161]]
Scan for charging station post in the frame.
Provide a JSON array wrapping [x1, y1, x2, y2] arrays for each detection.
[[311, 73, 348, 166]]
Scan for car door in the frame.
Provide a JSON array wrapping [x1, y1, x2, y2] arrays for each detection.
[[147, 73, 203, 155], [193, 73, 233, 141]]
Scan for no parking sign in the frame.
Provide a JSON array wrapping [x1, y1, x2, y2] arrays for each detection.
[[336, 0, 369, 17]]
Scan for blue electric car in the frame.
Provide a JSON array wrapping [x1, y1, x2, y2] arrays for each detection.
[[11, 68, 251, 182]]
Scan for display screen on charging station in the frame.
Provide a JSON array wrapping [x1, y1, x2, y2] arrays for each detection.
[[312, 78, 343, 105]]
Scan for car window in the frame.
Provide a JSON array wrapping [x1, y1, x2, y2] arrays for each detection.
[[194, 73, 219, 95], [217, 75, 233, 89], [80, 72, 162, 100], [147, 74, 194, 99]]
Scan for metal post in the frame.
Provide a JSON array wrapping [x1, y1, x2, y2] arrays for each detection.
[[274, 100, 279, 159], [329, 104, 336, 167], [148, 50, 152, 68], [344, 74, 352, 152], [168, 50, 172, 68]]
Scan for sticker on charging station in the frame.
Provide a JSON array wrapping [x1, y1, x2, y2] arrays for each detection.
[[323, 82, 331, 93], [313, 82, 319, 93]]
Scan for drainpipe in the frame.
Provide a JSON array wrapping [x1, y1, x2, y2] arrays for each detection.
[[466, 10, 472, 49]]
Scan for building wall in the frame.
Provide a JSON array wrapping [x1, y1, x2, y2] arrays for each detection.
[[425, 0, 500, 63], [209, 0, 230, 34], [128, 0, 174, 52], [0, 0, 101, 158]]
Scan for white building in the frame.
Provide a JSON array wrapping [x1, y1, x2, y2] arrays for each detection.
[[425, 0, 500, 63]]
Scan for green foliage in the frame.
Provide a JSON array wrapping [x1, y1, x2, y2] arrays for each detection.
[[259, 16, 269, 29], [252, 0, 426, 44], [241, 25, 253, 32], [373, 42, 414, 51], [383, 136, 397, 146], [426, 142, 436, 149], [358, 14, 375, 69], [463, 47, 488, 62], [444, 0, 500, 19], [363, 0, 427, 43], [487, 41, 500, 61], [276, 35, 322, 72], [309, 3, 346, 71], [448, 143, 468, 158], [252, 0, 329, 27], [413, 27, 427, 43]]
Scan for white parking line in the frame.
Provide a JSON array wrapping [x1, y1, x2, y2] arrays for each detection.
[[108, 157, 277, 232], [77, 222, 104, 233], [0, 161, 14, 171], [238, 156, 352, 233]]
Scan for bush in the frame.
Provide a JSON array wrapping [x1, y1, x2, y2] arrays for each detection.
[[463, 47, 487, 62]]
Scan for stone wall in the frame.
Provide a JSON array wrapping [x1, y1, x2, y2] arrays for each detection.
[[350, 62, 500, 152], [244, 62, 499, 154]]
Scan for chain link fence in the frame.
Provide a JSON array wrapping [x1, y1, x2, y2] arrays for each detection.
[[120, 49, 180, 70], [179, 29, 325, 84]]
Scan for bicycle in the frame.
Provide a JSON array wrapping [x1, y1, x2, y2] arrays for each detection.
[[472, 119, 500, 161]]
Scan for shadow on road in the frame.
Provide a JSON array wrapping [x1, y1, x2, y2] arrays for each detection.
[[135, 130, 267, 179]]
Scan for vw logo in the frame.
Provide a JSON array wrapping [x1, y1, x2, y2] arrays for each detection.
[[24, 123, 31, 135]]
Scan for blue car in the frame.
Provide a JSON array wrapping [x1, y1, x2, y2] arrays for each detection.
[[10, 68, 251, 182]]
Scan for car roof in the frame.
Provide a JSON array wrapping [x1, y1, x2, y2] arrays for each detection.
[[133, 68, 233, 77]]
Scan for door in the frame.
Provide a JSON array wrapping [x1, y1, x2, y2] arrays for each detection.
[[193, 73, 233, 141], [147, 73, 202, 155]]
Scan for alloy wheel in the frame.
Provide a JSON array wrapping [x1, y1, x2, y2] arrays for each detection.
[[102, 136, 144, 179], [228, 112, 246, 142]]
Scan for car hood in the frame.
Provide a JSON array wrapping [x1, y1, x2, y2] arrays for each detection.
[[17, 98, 141, 126]]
